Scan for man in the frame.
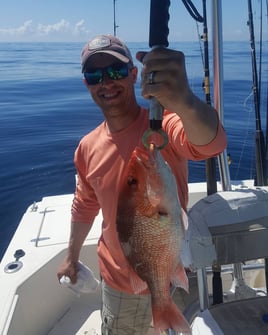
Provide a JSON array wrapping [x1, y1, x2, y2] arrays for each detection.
[[57, 34, 226, 334]]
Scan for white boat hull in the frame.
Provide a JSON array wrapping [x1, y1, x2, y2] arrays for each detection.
[[0, 194, 102, 335], [0, 180, 267, 334]]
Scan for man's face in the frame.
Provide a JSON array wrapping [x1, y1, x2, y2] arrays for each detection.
[[83, 54, 138, 117]]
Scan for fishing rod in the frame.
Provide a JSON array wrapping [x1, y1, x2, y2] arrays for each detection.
[[201, 0, 223, 305], [182, 0, 223, 305], [142, 0, 170, 151], [248, 0, 268, 294], [259, 1, 268, 175], [265, 0, 268, 172], [113, 0, 119, 36], [149, 0, 169, 135], [200, 0, 218, 198], [247, 0, 267, 186]]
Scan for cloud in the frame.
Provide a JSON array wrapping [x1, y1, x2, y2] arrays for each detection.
[[37, 19, 70, 35], [0, 19, 91, 41], [74, 19, 88, 35], [0, 20, 34, 37]]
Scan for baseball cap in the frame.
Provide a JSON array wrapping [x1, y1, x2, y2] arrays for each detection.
[[81, 35, 133, 72]]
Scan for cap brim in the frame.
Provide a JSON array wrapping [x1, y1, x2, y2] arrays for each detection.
[[82, 50, 130, 72]]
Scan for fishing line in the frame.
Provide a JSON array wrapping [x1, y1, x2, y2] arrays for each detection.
[[234, 92, 255, 180], [233, 0, 266, 181], [195, 21, 204, 67]]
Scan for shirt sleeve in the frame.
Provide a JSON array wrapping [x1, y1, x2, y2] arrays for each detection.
[[71, 143, 100, 224], [163, 111, 227, 160]]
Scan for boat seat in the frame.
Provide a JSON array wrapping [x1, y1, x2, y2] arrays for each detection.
[[191, 296, 268, 334], [184, 186, 268, 270]]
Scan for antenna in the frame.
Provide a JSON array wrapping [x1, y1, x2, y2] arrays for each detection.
[[113, 0, 119, 36]]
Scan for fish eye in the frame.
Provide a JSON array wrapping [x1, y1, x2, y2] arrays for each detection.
[[127, 176, 137, 186], [158, 211, 168, 216]]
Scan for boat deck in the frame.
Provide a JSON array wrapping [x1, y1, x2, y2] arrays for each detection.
[[47, 297, 102, 335], [47, 298, 158, 335]]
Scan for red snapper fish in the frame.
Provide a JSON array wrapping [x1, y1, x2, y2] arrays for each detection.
[[116, 146, 191, 334]]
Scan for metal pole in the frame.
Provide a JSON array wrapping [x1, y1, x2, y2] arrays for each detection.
[[212, 0, 232, 192]]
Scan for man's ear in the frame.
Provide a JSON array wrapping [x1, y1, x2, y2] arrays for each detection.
[[131, 66, 138, 84], [83, 78, 89, 87]]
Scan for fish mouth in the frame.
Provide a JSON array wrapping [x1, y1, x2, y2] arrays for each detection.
[[134, 148, 155, 171], [136, 156, 151, 171]]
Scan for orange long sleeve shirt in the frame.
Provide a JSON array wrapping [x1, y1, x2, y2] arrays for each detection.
[[71, 107, 226, 293]]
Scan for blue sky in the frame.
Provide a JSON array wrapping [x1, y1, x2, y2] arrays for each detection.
[[0, 0, 265, 42]]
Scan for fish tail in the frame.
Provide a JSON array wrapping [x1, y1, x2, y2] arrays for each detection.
[[152, 300, 191, 334]]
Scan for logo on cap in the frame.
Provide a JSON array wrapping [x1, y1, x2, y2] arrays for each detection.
[[88, 36, 111, 50]]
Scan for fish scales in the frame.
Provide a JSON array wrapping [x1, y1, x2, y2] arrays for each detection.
[[117, 146, 191, 334]]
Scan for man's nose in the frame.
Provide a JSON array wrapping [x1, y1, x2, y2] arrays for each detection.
[[101, 71, 113, 85]]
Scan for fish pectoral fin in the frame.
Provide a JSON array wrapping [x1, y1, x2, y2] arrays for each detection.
[[171, 262, 189, 293], [130, 271, 148, 294], [181, 208, 189, 235]]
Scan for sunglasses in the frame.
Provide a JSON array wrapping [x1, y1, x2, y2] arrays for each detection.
[[84, 63, 130, 86]]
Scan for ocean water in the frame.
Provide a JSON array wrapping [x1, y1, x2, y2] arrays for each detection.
[[0, 41, 267, 259]]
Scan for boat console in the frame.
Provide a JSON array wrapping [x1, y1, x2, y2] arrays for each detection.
[[187, 186, 268, 334]]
